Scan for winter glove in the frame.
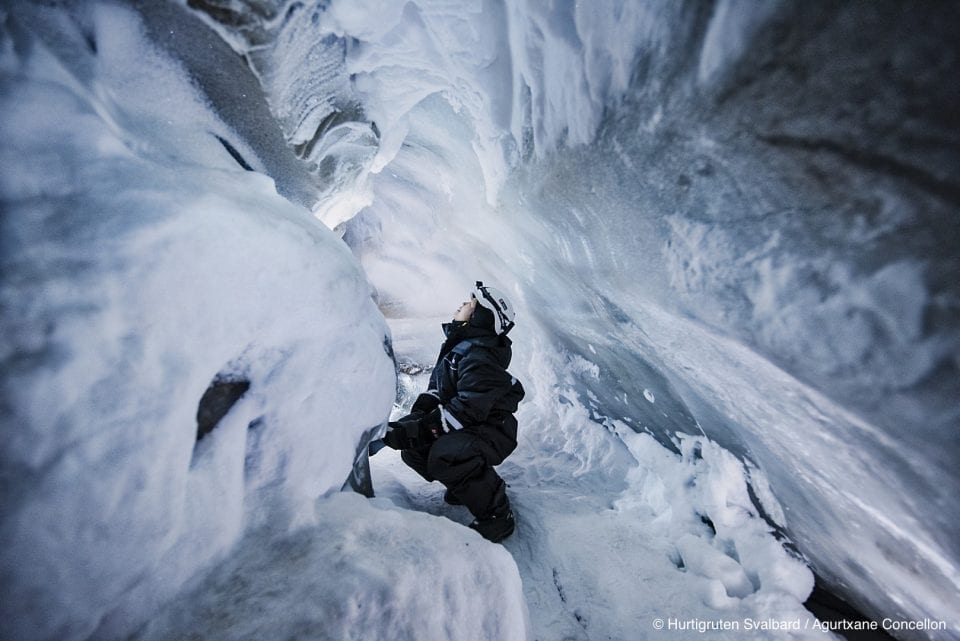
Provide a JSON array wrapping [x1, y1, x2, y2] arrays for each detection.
[[382, 416, 421, 450], [419, 407, 446, 442], [411, 392, 440, 414], [382, 408, 448, 450]]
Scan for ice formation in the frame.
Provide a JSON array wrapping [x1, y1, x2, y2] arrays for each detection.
[[2, 1, 958, 641], [0, 4, 397, 640]]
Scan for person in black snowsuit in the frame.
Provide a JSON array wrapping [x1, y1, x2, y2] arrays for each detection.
[[382, 282, 525, 542]]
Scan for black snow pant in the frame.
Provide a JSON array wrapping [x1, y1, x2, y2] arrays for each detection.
[[400, 418, 517, 519]]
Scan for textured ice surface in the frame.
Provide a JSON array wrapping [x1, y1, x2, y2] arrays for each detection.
[[0, 5, 394, 640], [4, 1, 960, 641], [131, 492, 530, 641], [327, 2, 959, 638]]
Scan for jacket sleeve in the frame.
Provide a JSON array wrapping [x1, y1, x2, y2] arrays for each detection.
[[443, 350, 512, 428]]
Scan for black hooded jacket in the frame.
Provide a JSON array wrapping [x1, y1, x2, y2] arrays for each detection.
[[413, 321, 525, 434]]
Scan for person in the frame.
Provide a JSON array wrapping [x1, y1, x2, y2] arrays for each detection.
[[382, 281, 525, 542]]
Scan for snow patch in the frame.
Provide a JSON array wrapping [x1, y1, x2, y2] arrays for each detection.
[[615, 430, 816, 608]]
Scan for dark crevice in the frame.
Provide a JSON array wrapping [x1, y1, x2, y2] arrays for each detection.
[[573, 610, 587, 629], [552, 568, 567, 603], [196, 376, 251, 442], [698, 513, 717, 536], [243, 416, 267, 479], [668, 548, 685, 570], [214, 134, 254, 171], [292, 102, 369, 161], [757, 133, 960, 207], [382, 333, 396, 363], [340, 422, 384, 498], [186, 0, 278, 30], [805, 580, 897, 641], [283, 1, 304, 25], [744, 470, 796, 550]]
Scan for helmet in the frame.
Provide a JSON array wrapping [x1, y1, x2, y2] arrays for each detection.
[[472, 281, 515, 335]]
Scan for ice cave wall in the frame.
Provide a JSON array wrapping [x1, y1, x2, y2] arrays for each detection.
[[492, 5, 960, 636], [0, 3, 396, 640], [180, 0, 960, 637], [2, 1, 958, 640]]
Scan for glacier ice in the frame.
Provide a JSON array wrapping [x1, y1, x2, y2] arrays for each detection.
[[328, 1, 959, 638], [0, 4, 396, 640], [2, 1, 959, 641]]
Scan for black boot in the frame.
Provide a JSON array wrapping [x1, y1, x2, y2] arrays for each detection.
[[469, 509, 515, 543], [468, 479, 513, 541]]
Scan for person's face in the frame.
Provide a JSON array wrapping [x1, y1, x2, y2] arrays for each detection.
[[454, 296, 477, 322]]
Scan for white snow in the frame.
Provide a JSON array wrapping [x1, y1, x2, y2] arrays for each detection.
[[604, 300, 960, 631], [132, 492, 530, 641]]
